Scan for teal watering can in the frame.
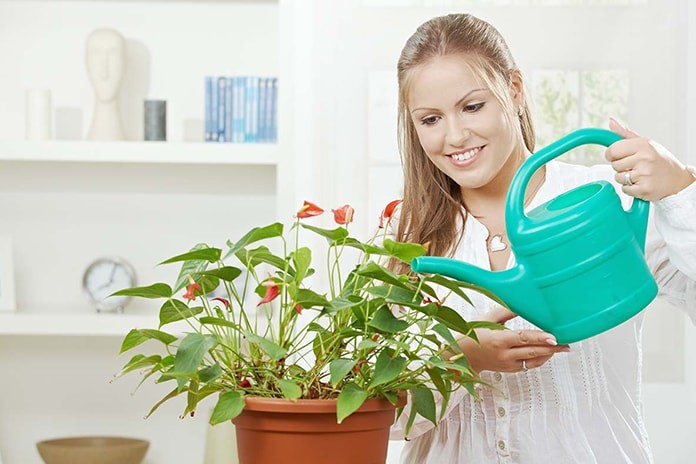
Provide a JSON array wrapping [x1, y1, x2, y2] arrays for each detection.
[[411, 128, 658, 344]]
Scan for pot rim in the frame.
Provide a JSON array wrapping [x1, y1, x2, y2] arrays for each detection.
[[242, 394, 407, 413]]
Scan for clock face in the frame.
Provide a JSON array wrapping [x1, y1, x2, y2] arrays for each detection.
[[83, 257, 137, 312]]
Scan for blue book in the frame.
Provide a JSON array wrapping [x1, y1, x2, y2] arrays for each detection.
[[233, 76, 246, 143], [210, 75, 219, 142], [245, 76, 259, 143], [257, 77, 268, 143], [269, 77, 278, 143], [217, 77, 227, 142], [204, 76, 213, 142], [225, 77, 234, 142]]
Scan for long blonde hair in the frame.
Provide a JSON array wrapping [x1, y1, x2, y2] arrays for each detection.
[[395, 14, 535, 258]]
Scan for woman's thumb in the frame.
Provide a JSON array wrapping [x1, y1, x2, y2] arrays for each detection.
[[609, 117, 640, 139]]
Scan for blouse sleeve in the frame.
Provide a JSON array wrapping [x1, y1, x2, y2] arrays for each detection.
[[646, 169, 696, 322]]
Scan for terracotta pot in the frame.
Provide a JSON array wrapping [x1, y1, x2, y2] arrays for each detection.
[[232, 396, 404, 464]]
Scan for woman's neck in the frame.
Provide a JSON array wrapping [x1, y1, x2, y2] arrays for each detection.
[[462, 146, 532, 219]]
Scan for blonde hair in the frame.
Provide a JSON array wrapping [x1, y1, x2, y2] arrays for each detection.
[[395, 14, 535, 259]]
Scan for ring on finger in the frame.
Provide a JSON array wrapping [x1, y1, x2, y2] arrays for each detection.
[[521, 359, 529, 372], [623, 171, 634, 186]]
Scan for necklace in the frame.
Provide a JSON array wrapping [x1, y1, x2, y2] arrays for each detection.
[[476, 171, 546, 253]]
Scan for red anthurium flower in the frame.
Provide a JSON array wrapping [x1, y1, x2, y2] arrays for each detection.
[[239, 378, 251, 388], [378, 199, 402, 228], [294, 303, 303, 315], [331, 204, 355, 225], [257, 282, 279, 307], [182, 282, 202, 301], [372, 334, 380, 342], [295, 200, 324, 219], [212, 297, 230, 309]]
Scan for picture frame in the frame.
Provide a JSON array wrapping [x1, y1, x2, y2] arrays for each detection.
[[0, 236, 16, 312]]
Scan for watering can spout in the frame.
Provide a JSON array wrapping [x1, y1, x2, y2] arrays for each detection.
[[411, 257, 548, 326]]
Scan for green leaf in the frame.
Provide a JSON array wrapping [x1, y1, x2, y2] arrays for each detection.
[[357, 339, 379, 350], [161, 247, 222, 265], [292, 247, 312, 284], [293, 288, 330, 309], [236, 245, 291, 274], [355, 262, 404, 287], [278, 379, 302, 400], [329, 359, 357, 387], [197, 266, 242, 282], [369, 350, 408, 388], [422, 274, 472, 303], [197, 275, 220, 294], [159, 300, 203, 327], [120, 328, 177, 353], [198, 364, 223, 383], [145, 388, 181, 419], [367, 306, 409, 333], [341, 237, 389, 256], [433, 305, 470, 334], [112, 283, 172, 299], [412, 387, 437, 427], [119, 354, 162, 375], [172, 243, 212, 292], [336, 382, 369, 424], [224, 223, 284, 260], [244, 332, 287, 361], [172, 334, 219, 390], [431, 323, 463, 354], [210, 390, 246, 424], [299, 223, 349, 242], [383, 239, 427, 263], [327, 296, 363, 313], [199, 317, 239, 329]]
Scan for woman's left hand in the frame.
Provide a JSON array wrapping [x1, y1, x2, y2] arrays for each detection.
[[606, 117, 695, 201]]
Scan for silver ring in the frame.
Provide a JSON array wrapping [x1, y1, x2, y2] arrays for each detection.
[[623, 171, 634, 186], [522, 360, 528, 372]]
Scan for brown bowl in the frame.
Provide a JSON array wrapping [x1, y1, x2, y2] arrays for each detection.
[[36, 436, 149, 464]]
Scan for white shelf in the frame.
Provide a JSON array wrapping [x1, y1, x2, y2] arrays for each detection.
[[0, 312, 160, 336], [0, 141, 279, 166]]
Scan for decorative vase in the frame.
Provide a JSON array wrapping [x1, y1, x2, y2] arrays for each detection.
[[232, 396, 404, 464]]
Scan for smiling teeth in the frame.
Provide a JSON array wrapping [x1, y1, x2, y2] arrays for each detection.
[[451, 147, 481, 161]]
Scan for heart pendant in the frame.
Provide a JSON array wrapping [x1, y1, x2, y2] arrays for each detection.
[[488, 234, 507, 252]]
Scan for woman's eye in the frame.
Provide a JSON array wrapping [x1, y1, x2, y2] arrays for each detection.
[[420, 116, 439, 126], [463, 102, 484, 113]]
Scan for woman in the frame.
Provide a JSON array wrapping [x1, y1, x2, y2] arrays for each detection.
[[389, 13, 696, 463]]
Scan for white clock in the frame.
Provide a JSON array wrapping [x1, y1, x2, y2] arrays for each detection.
[[82, 256, 137, 312]]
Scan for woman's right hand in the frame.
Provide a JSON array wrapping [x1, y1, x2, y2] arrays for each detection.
[[457, 306, 571, 373]]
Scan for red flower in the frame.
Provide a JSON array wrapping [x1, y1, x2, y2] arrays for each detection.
[[331, 204, 355, 225], [257, 281, 279, 307], [378, 199, 402, 228], [182, 282, 202, 301], [294, 303, 303, 315], [295, 200, 324, 219], [372, 334, 380, 342], [239, 378, 251, 388], [212, 297, 230, 309]]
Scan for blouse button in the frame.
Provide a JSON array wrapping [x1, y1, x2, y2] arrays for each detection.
[[494, 372, 502, 382], [497, 407, 506, 417], [498, 440, 506, 450]]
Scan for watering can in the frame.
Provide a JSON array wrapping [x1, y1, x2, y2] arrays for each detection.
[[411, 128, 658, 344]]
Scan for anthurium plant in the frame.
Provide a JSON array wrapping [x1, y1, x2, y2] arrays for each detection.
[[115, 200, 499, 433]]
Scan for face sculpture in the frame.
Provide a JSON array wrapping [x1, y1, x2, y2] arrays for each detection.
[[85, 28, 126, 103]]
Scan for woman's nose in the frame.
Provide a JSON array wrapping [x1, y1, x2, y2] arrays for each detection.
[[446, 121, 471, 147]]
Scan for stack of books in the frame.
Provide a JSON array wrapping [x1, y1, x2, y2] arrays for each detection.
[[204, 76, 278, 143]]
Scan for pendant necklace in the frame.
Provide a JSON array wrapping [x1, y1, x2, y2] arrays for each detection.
[[480, 173, 545, 253]]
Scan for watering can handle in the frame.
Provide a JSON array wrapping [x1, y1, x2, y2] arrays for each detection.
[[506, 128, 650, 245]]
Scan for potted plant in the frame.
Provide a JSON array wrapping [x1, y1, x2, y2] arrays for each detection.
[[114, 200, 498, 464]]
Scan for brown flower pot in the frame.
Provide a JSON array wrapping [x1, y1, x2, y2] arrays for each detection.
[[232, 396, 404, 464]]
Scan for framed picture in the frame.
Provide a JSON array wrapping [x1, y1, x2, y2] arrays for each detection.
[[0, 236, 16, 312]]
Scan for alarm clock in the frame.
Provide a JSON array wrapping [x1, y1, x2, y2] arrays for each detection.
[[82, 256, 137, 312]]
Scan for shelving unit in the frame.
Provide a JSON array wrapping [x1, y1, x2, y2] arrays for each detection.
[[0, 1, 305, 462]]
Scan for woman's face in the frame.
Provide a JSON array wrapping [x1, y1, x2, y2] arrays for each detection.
[[407, 54, 522, 191]]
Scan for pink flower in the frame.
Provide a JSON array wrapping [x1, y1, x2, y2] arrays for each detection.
[[331, 204, 355, 225], [211, 297, 230, 309], [378, 199, 402, 228], [257, 281, 279, 307], [294, 303, 303, 315], [295, 201, 324, 219], [182, 282, 202, 301]]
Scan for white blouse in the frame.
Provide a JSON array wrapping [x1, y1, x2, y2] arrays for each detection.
[[390, 161, 696, 464]]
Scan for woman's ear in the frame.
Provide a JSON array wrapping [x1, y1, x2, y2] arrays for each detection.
[[509, 69, 525, 110]]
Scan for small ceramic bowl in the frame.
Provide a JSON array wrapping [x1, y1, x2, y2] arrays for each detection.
[[36, 436, 149, 464]]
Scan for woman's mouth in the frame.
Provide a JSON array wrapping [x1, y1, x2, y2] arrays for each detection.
[[448, 146, 484, 164]]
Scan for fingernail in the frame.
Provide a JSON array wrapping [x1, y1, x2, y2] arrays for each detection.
[[545, 338, 557, 346]]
